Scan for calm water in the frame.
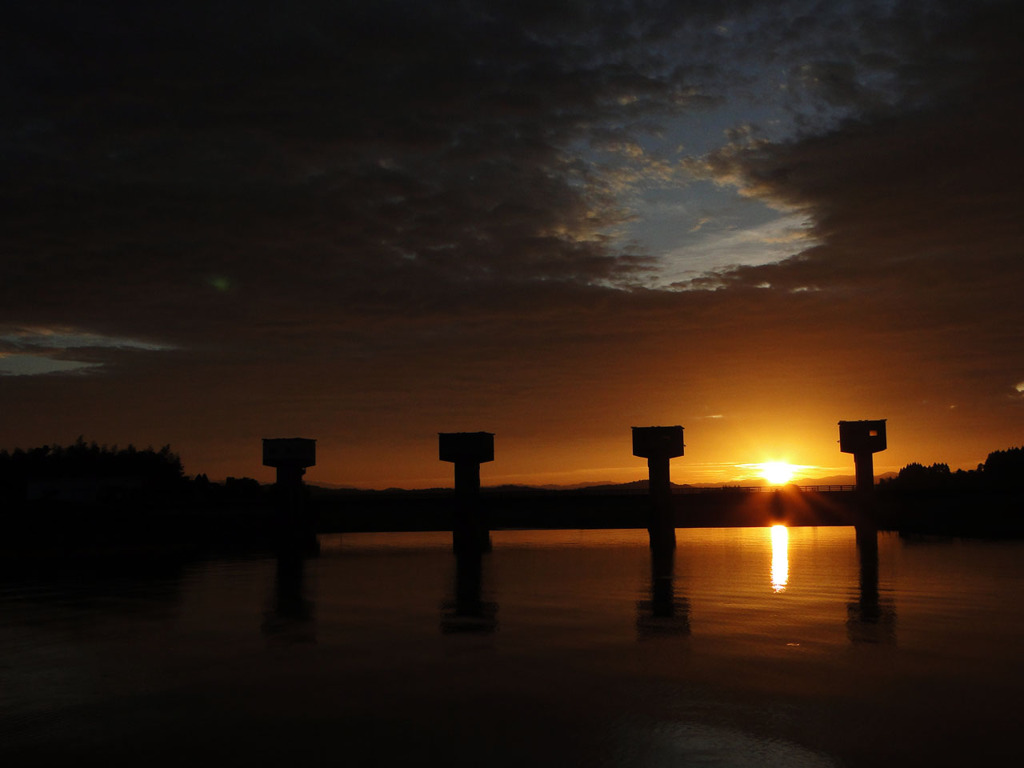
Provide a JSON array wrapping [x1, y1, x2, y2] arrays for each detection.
[[2, 527, 1023, 767]]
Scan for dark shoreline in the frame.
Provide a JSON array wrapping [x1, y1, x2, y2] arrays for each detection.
[[1, 487, 1022, 563]]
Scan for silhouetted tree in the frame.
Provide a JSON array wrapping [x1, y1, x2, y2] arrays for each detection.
[[982, 446, 1024, 490], [0, 439, 186, 504], [883, 447, 1024, 492], [890, 462, 954, 490]]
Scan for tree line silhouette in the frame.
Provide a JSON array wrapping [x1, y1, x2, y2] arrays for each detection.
[[0, 437, 185, 505], [0, 437, 183, 480], [881, 446, 1024, 491]]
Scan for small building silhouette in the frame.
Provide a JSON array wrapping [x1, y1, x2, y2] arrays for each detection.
[[632, 426, 685, 460], [839, 420, 886, 456], [439, 432, 494, 465], [263, 438, 316, 472]]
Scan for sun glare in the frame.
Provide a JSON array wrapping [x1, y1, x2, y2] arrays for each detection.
[[760, 462, 796, 485]]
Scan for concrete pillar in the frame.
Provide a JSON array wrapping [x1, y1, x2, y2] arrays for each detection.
[[838, 420, 886, 495], [263, 438, 318, 555], [853, 452, 876, 496], [839, 420, 887, 529], [439, 432, 494, 554], [632, 426, 684, 552]]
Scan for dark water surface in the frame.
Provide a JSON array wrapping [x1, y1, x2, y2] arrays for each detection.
[[2, 527, 1023, 766]]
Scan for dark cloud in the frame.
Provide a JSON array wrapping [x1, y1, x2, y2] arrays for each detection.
[[683, 0, 1024, 434], [3, 1, 720, 324], [2, 1, 1022, 483], [699, 4, 1024, 302], [5, 1, 899, 334]]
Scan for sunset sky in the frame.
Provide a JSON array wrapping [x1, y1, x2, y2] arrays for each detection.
[[2, 1, 1022, 488]]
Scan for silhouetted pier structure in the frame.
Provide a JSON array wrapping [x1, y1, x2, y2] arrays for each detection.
[[632, 426, 685, 552], [839, 419, 888, 534], [254, 423, 903, 544], [439, 432, 494, 553], [263, 438, 318, 554], [839, 420, 886, 495]]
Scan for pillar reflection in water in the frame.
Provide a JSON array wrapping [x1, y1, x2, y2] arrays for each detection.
[[262, 552, 316, 644], [770, 524, 789, 593], [636, 545, 690, 639], [440, 549, 498, 634], [847, 526, 897, 644]]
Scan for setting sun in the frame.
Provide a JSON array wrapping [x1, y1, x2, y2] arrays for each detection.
[[760, 462, 797, 485]]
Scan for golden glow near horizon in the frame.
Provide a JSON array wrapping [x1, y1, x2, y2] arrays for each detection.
[[759, 461, 797, 485], [771, 524, 789, 593]]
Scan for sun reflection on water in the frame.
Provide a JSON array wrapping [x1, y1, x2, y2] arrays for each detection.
[[771, 524, 789, 593]]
